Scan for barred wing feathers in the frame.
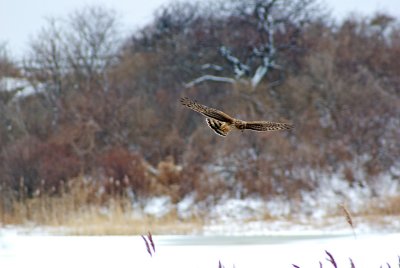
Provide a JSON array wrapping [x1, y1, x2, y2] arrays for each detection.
[[245, 121, 293, 131], [180, 97, 234, 123]]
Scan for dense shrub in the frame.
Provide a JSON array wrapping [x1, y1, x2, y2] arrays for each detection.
[[1, 137, 80, 197]]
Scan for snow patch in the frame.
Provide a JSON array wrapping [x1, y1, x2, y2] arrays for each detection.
[[176, 194, 196, 219], [209, 198, 267, 222], [0, 77, 43, 98], [143, 196, 172, 218]]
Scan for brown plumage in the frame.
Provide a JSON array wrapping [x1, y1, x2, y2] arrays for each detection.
[[180, 97, 292, 137]]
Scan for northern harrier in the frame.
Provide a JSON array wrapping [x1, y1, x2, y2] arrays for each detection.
[[180, 97, 292, 137]]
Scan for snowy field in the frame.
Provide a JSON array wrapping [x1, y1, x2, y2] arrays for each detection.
[[1, 228, 399, 268]]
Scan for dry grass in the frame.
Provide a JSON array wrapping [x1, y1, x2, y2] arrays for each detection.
[[2, 175, 400, 235], [64, 214, 203, 236], [339, 195, 400, 231], [364, 196, 400, 216], [339, 203, 356, 238], [5, 200, 203, 236], [0, 176, 203, 235]]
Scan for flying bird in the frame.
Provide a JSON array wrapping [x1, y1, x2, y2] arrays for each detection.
[[180, 97, 292, 137]]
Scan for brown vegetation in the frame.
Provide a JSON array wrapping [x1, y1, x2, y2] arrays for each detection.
[[1, 0, 399, 227], [293, 250, 400, 268]]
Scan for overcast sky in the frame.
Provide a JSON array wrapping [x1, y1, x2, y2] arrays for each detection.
[[1, 0, 400, 59]]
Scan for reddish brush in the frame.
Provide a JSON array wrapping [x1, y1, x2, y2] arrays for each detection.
[[350, 258, 355, 268], [325, 250, 338, 268], [141, 235, 152, 257], [141, 232, 156, 257], [293, 251, 398, 268], [217, 260, 233, 268], [147, 231, 155, 253]]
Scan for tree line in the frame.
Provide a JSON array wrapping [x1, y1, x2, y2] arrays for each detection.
[[0, 0, 399, 212]]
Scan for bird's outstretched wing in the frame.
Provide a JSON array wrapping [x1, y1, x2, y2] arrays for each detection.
[[245, 121, 293, 131], [180, 97, 234, 123]]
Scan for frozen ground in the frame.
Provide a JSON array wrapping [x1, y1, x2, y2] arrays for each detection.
[[1, 166, 399, 267], [0, 228, 399, 268], [145, 194, 400, 235]]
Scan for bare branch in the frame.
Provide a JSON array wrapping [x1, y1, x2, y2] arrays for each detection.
[[201, 64, 224, 72], [219, 46, 250, 78], [184, 74, 239, 88]]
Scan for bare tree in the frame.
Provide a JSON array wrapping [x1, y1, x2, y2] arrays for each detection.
[[0, 42, 18, 78], [24, 18, 65, 97], [186, 0, 320, 91], [0, 43, 24, 149], [24, 6, 121, 128], [66, 6, 121, 91]]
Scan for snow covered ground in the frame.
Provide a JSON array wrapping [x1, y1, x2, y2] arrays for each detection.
[[1, 163, 399, 268], [0, 228, 399, 268]]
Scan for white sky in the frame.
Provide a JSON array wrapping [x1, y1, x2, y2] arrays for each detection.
[[1, 0, 400, 59]]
